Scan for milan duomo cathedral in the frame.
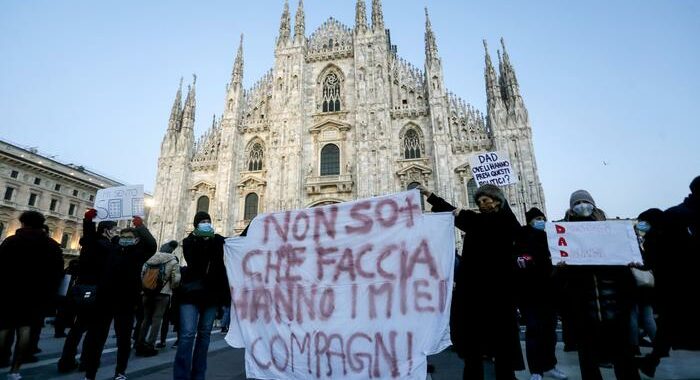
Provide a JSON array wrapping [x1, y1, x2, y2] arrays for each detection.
[[149, 0, 546, 243]]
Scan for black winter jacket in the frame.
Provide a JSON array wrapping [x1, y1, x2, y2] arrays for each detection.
[[0, 228, 64, 322], [180, 233, 230, 307], [513, 225, 554, 307], [427, 194, 524, 370]]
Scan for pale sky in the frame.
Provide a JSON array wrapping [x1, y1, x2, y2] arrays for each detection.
[[1, 0, 698, 220]]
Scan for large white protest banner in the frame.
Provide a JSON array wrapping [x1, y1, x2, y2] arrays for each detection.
[[468, 151, 518, 187], [94, 185, 144, 221], [224, 191, 455, 380], [545, 221, 643, 265]]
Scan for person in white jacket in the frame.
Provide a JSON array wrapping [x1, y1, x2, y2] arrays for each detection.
[[135, 240, 181, 357]]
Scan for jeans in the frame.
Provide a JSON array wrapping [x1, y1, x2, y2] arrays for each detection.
[[221, 306, 230, 330], [630, 303, 657, 346], [173, 304, 217, 380], [138, 294, 170, 348]]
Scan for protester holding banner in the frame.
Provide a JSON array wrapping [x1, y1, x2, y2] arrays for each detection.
[[558, 190, 640, 380], [0, 211, 64, 380], [79, 209, 157, 380], [638, 176, 700, 376], [420, 184, 524, 380], [514, 208, 567, 380], [174, 211, 230, 380]]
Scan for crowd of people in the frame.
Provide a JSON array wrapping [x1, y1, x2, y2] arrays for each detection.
[[0, 175, 697, 380], [417, 174, 699, 380]]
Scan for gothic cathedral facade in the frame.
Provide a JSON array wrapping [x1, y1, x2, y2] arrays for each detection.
[[150, 0, 546, 243]]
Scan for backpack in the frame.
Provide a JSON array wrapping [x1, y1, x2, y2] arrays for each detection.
[[142, 261, 168, 295]]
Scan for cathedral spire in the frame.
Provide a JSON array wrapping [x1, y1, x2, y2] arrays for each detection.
[[230, 34, 244, 89], [277, 0, 291, 47], [499, 37, 521, 104], [484, 40, 508, 133], [355, 0, 367, 32], [168, 77, 183, 131], [484, 40, 500, 103], [294, 0, 305, 43], [181, 74, 196, 130], [371, 0, 384, 31], [424, 7, 439, 65]]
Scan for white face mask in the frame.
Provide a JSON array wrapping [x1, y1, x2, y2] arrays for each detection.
[[573, 203, 595, 217]]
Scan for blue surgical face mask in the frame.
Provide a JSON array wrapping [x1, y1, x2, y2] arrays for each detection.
[[118, 237, 137, 247], [573, 202, 595, 217], [197, 222, 214, 233], [637, 221, 651, 233], [532, 220, 546, 231]]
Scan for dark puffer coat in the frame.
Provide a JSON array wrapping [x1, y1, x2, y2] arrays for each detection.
[[513, 225, 554, 307], [558, 210, 636, 323]]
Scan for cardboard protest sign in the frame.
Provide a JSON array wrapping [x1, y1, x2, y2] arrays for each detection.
[[468, 151, 518, 187], [94, 185, 144, 221], [224, 190, 455, 380], [545, 221, 643, 265]]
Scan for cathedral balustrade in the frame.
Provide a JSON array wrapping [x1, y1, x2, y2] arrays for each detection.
[[239, 122, 270, 134], [304, 174, 353, 195], [390, 105, 429, 119], [306, 47, 353, 63]]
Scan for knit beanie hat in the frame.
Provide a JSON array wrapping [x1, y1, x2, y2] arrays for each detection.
[[525, 207, 546, 224], [569, 190, 596, 209], [474, 184, 506, 205], [193, 211, 211, 228], [159, 240, 179, 254], [690, 176, 700, 196]]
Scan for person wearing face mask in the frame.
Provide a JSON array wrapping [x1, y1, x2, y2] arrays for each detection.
[[514, 208, 568, 380], [78, 210, 156, 380], [628, 211, 658, 355], [637, 176, 700, 376], [417, 184, 524, 380], [174, 211, 229, 380], [58, 210, 117, 373], [559, 190, 640, 380]]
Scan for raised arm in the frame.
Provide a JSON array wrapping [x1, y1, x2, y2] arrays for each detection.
[[418, 186, 476, 232]]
